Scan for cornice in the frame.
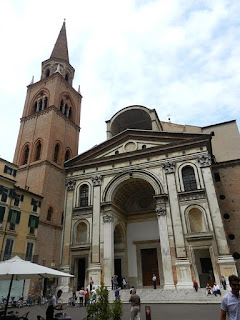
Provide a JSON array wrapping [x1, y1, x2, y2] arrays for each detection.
[[20, 105, 80, 131]]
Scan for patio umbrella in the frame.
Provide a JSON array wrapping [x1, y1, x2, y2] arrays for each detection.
[[0, 256, 73, 317]]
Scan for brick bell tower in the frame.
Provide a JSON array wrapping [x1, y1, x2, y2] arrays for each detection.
[[13, 21, 82, 268]]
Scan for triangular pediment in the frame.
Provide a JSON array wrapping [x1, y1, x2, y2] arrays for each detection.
[[66, 129, 211, 169]]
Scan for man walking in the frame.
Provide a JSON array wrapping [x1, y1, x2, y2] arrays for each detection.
[[152, 274, 157, 289], [221, 274, 240, 319], [129, 289, 140, 320], [46, 289, 63, 320]]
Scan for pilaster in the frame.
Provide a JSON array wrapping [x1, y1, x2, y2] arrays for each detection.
[[162, 161, 186, 258]]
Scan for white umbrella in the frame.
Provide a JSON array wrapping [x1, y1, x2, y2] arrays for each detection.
[[0, 256, 73, 317]]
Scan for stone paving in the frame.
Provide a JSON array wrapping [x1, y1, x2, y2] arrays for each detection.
[[7, 302, 221, 320]]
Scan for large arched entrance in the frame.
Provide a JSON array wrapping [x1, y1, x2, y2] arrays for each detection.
[[108, 175, 163, 288]]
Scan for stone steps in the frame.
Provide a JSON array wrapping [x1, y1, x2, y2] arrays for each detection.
[[108, 288, 223, 304]]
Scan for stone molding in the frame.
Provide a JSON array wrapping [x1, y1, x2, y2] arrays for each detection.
[[197, 154, 211, 167], [66, 180, 76, 190], [103, 214, 113, 223], [156, 207, 166, 217], [162, 161, 175, 174], [91, 175, 103, 186]]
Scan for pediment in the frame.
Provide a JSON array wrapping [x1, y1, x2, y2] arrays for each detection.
[[66, 129, 210, 168]]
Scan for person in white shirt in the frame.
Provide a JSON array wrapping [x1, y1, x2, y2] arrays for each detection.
[[213, 283, 221, 296], [221, 275, 240, 320], [46, 289, 63, 320], [152, 274, 157, 289]]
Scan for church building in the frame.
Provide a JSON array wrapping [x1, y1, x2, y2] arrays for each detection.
[[62, 105, 239, 290]]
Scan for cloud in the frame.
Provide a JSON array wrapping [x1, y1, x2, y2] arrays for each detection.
[[0, 0, 240, 161]]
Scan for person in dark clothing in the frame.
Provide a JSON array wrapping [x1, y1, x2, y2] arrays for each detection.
[[46, 290, 62, 320]]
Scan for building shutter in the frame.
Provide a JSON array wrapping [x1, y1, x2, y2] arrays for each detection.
[[4, 166, 7, 173], [31, 199, 35, 205], [7, 210, 12, 222], [16, 211, 21, 224], [0, 186, 4, 195], [20, 195, 24, 202], [0, 206, 5, 223], [35, 216, 39, 228], [9, 189, 16, 199], [13, 170, 17, 177]]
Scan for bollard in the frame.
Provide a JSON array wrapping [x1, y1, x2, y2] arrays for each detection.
[[145, 306, 151, 320]]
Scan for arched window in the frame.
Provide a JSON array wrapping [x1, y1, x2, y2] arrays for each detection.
[[65, 150, 70, 162], [32, 92, 48, 113], [47, 207, 53, 221], [65, 74, 69, 82], [182, 166, 197, 191], [59, 96, 73, 119], [76, 222, 87, 243], [80, 185, 89, 207], [46, 69, 50, 77], [35, 141, 41, 161], [54, 144, 60, 163], [188, 208, 206, 233], [22, 145, 29, 165]]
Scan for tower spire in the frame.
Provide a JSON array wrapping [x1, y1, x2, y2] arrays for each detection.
[[50, 20, 69, 62]]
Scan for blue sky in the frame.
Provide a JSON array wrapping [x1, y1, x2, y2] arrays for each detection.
[[0, 0, 240, 162]]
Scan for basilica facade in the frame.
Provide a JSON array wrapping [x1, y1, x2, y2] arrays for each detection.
[[61, 105, 239, 291]]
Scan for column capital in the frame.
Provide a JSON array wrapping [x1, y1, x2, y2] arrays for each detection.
[[91, 175, 103, 186], [156, 207, 166, 217], [65, 180, 76, 191], [162, 160, 175, 174], [103, 214, 113, 223], [197, 154, 211, 167]]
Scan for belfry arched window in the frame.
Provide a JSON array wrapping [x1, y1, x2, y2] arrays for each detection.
[[35, 141, 42, 161], [182, 166, 197, 191], [59, 96, 73, 119], [46, 69, 50, 78], [22, 145, 29, 165], [80, 185, 89, 207], [65, 150, 70, 162], [54, 144, 60, 163], [33, 92, 48, 113]]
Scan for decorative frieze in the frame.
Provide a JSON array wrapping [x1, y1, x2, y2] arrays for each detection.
[[162, 161, 175, 174], [197, 154, 211, 167], [91, 175, 103, 186], [103, 214, 113, 223], [156, 207, 166, 217], [66, 180, 76, 191]]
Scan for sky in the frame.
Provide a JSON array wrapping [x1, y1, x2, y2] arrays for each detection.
[[0, 0, 240, 162]]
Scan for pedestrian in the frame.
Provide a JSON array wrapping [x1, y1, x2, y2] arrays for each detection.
[[79, 287, 85, 306], [113, 275, 118, 290], [122, 277, 127, 289], [221, 275, 227, 290], [193, 280, 198, 292], [72, 286, 77, 300], [206, 283, 212, 295], [46, 289, 63, 320], [90, 287, 97, 304], [213, 283, 221, 296], [84, 288, 89, 306], [152, 274, 157, 289], [89, 277, 94, 291], [115, 287, 121, 300], [129, 289, 140, 320], [221, 274, 240, 320], [130, 286, 135, 294], [111, 276, 114, 290]]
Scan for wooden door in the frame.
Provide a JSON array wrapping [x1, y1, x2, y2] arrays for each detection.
[[141, 248, 160, 286]]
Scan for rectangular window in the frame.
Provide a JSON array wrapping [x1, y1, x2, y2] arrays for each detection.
[[28, 215, 39, 234], [8, 209, 21, 230], [25, 242, 33, 261], [31, 199, 41, 212], [13, 194, 23, 207], [0, 186, 9, 203], [4, 166, 16, 177], [3, 238, 14, 260]]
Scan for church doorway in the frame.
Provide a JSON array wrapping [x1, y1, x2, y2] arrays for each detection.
[[141, 248, 160, 286], [194, 248, 215, 287], [114, 259, 122, 287], [77, 258, 86, 290]]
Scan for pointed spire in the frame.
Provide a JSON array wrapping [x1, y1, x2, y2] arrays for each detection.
[[50, 20, 69, 62], [29, 76, 34, 85]]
